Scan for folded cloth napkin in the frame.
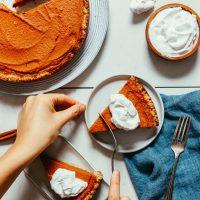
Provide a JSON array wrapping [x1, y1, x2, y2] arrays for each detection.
[[124, 91, 200, 200]]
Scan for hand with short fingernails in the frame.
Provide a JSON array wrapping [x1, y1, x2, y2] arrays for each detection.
[[15, 93, 86, 159]]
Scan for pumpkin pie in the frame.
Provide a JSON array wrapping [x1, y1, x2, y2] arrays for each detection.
[[0, 0, 89, 82], [41, 156, 103, 200], [89, 76, 159, 133]]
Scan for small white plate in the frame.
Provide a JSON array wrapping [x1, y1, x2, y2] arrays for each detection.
[[85, 75, 164, 153]]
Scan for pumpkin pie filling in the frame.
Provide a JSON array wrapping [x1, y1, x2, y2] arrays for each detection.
[[0, 0, 89, 82], [41, 156, 103, 200], [89, 76, 159, 133]]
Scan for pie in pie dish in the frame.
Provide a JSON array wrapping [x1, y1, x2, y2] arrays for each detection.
[[89, 76, 159, 133], [0, 0, 89, 82], [41, 156, 103, 199]]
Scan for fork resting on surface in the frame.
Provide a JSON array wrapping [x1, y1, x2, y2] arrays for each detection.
[[165, 116, 191, 200]]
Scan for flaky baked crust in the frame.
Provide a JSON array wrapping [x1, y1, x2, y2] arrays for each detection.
[[40, 156, 103, 200], [89, 76, 159, 133], [83, 171, 103, 200], [0, 0, 89, 82]]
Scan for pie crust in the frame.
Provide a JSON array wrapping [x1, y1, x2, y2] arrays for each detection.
[[89, 76, 159, 133], [41, 156, 103, 200], [0, 0, 89, 82]]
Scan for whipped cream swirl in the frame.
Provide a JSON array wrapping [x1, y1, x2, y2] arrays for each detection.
[[109, 94, 140, 130], [50, 168, 88, 198], [148, 7, 199, 58], [130, 0, 155, 14]]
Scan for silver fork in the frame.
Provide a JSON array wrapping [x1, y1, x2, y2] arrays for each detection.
[[165, 116, 191, 200], [99, 113, 118, 173]]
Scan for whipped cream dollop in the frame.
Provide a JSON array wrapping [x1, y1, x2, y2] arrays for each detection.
[[50, 168, 88, 198], [130, 0, 155, 14], [109, 94, 140, 130], [148, 7, 199, 58]]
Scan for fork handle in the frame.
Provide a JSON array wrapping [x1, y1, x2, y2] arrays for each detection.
[[165, 155, 180, 200]]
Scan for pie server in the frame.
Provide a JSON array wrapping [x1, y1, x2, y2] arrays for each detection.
[[23, 135, 109, 200]]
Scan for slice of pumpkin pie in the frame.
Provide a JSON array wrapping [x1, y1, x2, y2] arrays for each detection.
[[89, 76, 159, 133], [41, 156, 103, 199]]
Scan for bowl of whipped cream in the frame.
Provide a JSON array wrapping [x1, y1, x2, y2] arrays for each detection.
[[146, 3, 200, 60]]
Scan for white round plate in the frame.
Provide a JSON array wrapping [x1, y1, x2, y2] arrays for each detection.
[[85, 75, 164, 153], [0, 0, 109, 95]]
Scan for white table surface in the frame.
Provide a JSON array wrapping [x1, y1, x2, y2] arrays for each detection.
[[0, 0, 200, 199]]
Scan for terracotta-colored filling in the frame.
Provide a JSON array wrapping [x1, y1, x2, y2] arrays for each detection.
[[89, 76, 159, 133], [41, 157, 100, 200], [0, 0, 89, 82]]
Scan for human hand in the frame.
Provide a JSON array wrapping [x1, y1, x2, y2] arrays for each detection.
[[109, 170, 130, 200], [13, 93, 85, 160]]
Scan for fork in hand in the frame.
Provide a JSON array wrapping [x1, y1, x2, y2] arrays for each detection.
[[99, 113, 118, 173], [165, 116, 191, 200]]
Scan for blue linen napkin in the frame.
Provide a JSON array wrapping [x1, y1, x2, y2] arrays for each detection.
[[124, 91, 200, 200]]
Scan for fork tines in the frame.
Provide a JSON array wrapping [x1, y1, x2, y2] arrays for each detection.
[[173, 116, 191, 144]]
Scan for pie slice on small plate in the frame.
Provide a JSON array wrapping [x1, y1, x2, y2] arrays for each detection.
[[40, 156, 103, 200], [85, 75, 164, 153], [89, 75, 159, 133], [24, 137, 108, 200]]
